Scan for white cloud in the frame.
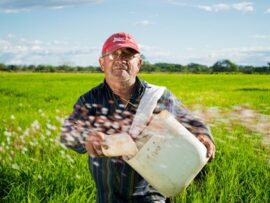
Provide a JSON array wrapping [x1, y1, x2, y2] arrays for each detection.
[[1, 34, 269, 66], [232, 2, 254, 12], [197, 2, 254, 13], [207, 46, 270, 65], [197, 4, 230, 12], [169, 1, 255, 13], [0, 34, 100, 66], [140, 43, 270, 66], [135, 20, 154, 26], [266, 8, 270, 13], [251, 35, 270, 39], [167, 0, 188, 7], [140, 44, 172, 59], [0, 0, 102, 13]]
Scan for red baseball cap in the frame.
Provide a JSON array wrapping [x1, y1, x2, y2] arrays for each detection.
[[101, 32, 140, 56]]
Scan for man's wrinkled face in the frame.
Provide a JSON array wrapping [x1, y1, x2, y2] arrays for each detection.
[[99, 48, 142, 83]]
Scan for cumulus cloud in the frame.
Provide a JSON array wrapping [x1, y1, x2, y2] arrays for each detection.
[[1, 34, 269, 66], [0, 0, 102, 13], [232, 2, 254, 12], [266, 8, 270, 13], [197, 4, 230, 12], [0, 34, 100, 66], [197, 2, 254, 13]]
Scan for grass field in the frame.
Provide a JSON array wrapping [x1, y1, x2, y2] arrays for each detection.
[[0, 72, 270, 202]]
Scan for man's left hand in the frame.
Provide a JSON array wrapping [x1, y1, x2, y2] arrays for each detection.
[[197, 134, 216, 161]]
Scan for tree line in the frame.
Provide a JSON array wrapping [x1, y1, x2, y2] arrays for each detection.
[[0, 59, 270, 73]]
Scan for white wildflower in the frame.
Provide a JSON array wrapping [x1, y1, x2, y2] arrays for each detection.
[[59, 143, 67, 149], [11, 163, 20, 170], [55, 116, 64, 123], [29, 141, 35, 146], [46, 123, 57, 131], [4, 131, 12, 137], [46, 130, 51, 136], [22, 147, 28, 153], [6, 137, 11, 144], [66, 154, 74, 163], [31, 120, 40, 130], [23, 128, 30, 136]]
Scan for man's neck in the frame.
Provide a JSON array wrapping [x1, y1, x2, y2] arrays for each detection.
[[106, 78, 136, 100]]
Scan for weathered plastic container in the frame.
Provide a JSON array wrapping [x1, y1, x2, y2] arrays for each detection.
[[124, 110, 209, 197], [102, 133, 138, 157]]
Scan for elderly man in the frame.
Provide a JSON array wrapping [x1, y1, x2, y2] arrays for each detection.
[[61, 32, 215, 203]]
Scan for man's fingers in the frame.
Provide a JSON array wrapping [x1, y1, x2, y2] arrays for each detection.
[[93, 142, 103, 156], [93, 140, 103, 151], [207, 143, 215, 160], [85, 132, 106, 156], [85, 140, 96, 155], [96, 132, 105, 141], [197, 134, 216, 160]]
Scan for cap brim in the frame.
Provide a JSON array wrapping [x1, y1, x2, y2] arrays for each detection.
[[105, 43, 139, 55]]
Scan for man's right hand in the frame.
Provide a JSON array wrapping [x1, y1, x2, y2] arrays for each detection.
[[85, 132, 105, 156]]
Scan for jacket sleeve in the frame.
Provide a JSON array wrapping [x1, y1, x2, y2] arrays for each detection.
[[155, 89, 215, 143], [60, 96, 88, 154]]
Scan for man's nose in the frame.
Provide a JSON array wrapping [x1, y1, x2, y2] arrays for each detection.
[[115, 56, 128, 63]]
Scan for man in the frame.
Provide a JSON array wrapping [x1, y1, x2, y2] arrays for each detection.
[[61, 32, 215, 203]]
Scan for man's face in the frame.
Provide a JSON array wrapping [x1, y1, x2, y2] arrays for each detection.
[[99, 48, 142, 83]]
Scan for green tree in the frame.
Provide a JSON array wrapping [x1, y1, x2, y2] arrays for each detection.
[[187, 63, 210, 73], [0, 63, 7, 71], [211, 59, 238, 72]]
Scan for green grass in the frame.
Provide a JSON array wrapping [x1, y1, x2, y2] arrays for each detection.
[[0, 72, 269, 202]]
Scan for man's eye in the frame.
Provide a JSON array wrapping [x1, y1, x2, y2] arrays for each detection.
[[125, 53, 134, 57], [112, 53, 120, 58]]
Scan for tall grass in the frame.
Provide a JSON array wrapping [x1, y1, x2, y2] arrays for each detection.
[[0, 73, 269, 202]]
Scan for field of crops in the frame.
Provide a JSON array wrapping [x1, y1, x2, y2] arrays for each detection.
[[0, 72, 270, 202]]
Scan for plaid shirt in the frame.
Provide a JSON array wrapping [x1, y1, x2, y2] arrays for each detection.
[[61, 77, 213, 203]]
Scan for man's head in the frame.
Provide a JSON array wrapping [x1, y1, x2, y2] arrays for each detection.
[[99, 32, 142, 84], [101, 32, 140, 56]]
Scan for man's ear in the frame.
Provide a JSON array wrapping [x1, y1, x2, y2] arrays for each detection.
[[138, 58, 143, 69], [99, 58, 104, 72]]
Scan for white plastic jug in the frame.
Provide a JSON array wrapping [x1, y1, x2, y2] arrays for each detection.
[[124, 110, 209, 197]]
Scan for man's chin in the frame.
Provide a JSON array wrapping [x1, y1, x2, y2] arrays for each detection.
[[113, 70, 128, 77], [112, 72, 131, 81]]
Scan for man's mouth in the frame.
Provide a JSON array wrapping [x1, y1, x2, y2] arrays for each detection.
[[114, 65, 128, 71]]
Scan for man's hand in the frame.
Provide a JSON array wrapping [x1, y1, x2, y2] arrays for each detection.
[[197, 134, 216, 161], [85, 132, 105, 156]]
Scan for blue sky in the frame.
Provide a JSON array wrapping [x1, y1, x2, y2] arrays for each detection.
[[0, 0, 270, 66]]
